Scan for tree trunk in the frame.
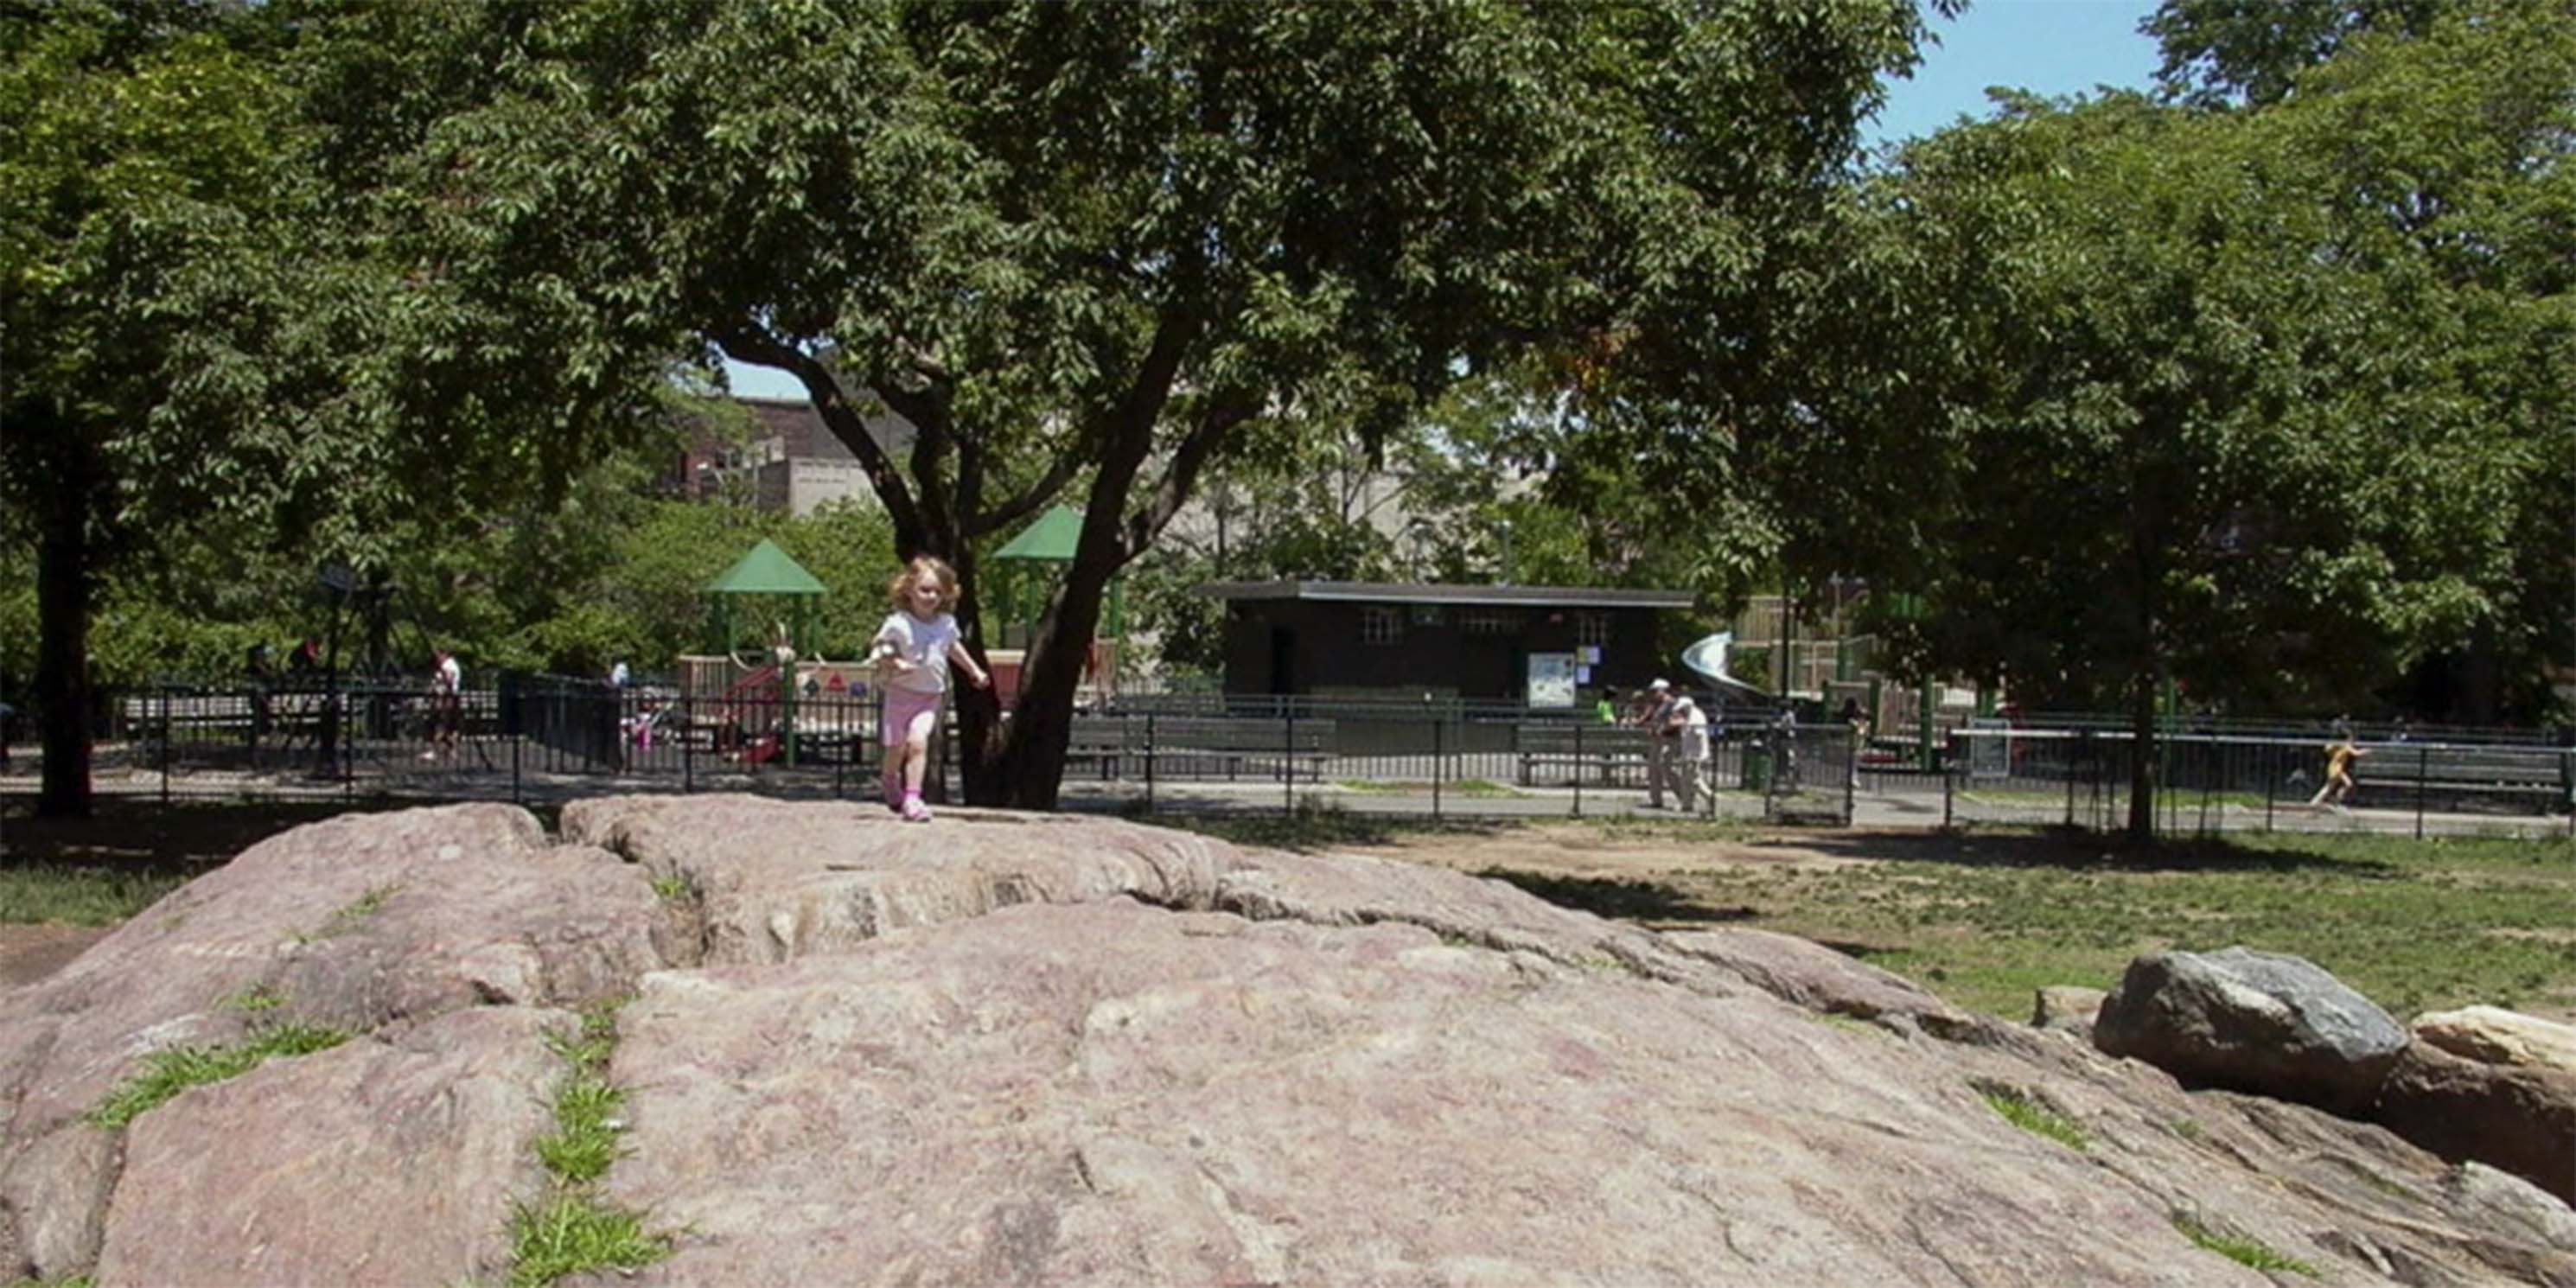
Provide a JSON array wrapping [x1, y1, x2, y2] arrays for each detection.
[[35, 490, 95, 819], [967, 516, 1122, 810], [2126, 668, 2158, 842]]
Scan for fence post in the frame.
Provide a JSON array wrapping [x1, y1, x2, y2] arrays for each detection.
[[1284, 701, 1297, 814], [2415, 744, 2428, 840], [159, 685, 172, 805], [2263, 741, 2276, 832], [1941, 731, 1954, 830], [1145, 710, 1156, 813], [1431, 709, 1444, 824], [512, 730, 522, 805], [1572, 718, 1584, 819], [682, 697, 694, 794], [1843, 724, 1856, 826]]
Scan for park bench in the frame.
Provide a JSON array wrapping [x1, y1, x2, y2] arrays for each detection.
[[1514, 723, 1655, 787], [1065, 714, 1336, 781], [2365, 743, 2571, 812]]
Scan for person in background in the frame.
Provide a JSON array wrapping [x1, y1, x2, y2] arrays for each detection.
[[1669, 694, 1710, 813], [2308, 730, 2369, 813], [609, 659, 630, 689], [1632, 678, 1681, 809], [422, 648, 463, 761]]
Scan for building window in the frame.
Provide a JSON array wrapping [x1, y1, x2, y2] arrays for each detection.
[[1462, 609, 1521, 635], [1576, 612, 1611, 648], [1361, 606, 1403, 645], [1409, 603, 1445, 627]]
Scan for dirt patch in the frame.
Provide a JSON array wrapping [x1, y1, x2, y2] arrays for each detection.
[[0, 921, 112, 989]]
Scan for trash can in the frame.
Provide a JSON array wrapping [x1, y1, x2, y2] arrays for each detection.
[[1743, 739, 1770, 792]]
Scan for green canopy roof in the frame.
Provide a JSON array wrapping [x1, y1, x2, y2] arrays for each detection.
[[704, 539, 827, 596], [992, 505, 1085, 562]]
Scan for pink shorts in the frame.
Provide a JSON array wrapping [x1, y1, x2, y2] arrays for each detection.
[[882, 688, 942, 749]]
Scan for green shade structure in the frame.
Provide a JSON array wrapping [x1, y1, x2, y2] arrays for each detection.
[[705, 538, 829, 596], [992, 504, 1085, 562], [990, 506, 1121, 644], [701, 539, 831, 764]]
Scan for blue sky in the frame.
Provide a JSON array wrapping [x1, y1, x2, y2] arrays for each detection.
[[722, 0, 2164, 401]]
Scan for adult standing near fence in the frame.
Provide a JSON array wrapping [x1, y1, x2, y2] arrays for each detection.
[[1669, 695, 1710, 812], [424, 648, 462, 762], [1634, 678, 1682, 809]]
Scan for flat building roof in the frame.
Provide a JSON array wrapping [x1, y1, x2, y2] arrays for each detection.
[[1196, 580, 1694, 610]]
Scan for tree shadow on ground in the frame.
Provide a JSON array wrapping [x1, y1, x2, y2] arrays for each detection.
[[2, 795, 405, 876], [1769, 827, 2403, 878], [1147, 808, 1516, 855], [1475, 867, 1759, 927]]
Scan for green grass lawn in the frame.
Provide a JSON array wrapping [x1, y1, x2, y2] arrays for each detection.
[[1680, 831, 2576, 1020]]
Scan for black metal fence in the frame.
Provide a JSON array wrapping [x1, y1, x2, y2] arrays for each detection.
[[13, 680, 2570, 839]]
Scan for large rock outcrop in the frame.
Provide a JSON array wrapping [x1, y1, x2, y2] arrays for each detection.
[[0, 794, 2567, 1286]]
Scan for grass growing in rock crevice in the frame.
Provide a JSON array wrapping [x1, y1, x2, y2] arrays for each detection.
[[86, 1022, 350, 1129], [1973, 1081, 2090, 1152], [2170, 1210, 2319, 1277], [509, 1002, 668, 1288]]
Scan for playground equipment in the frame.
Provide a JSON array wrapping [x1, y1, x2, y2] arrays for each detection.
[[677, 539, 873, 767], [1680, 632, 1768, 698]]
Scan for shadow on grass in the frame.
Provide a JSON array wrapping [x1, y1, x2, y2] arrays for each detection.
[[1777, 827, 2406, 878], [1139, 808, 1515, 854], [2, 794, 405, 877], [1475, 867, 1758, 927]]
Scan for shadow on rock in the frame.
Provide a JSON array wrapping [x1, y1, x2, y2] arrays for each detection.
[[1476, 867, 1757, 926]]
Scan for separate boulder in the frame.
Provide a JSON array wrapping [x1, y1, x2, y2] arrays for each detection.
[[2033, 985, 2108, 1038], [2094, 947, 2407, 1115], [2413, 1005, 2576, 1075], [2374, 1041, 2576, 1207]]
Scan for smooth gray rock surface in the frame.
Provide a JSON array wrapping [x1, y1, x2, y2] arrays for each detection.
[[2094, 947, 2408, 1114]]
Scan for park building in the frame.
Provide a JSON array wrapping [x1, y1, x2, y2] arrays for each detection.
[[1196, 580, 1693, 705]]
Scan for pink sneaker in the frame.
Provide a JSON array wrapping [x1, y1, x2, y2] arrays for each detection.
[[900, 798, 933, 823]]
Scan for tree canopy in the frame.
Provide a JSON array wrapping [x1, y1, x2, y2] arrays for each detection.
[[294, 0, 1938, 806]]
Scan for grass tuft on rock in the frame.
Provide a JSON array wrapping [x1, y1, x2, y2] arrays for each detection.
[[511, 1001, 666, 1287], [506, 1195, 666, 1288], [87, 1023, 349, 1129], [1973, 1081, 2089, 1152], [2171, 1211, 2318, 1276]]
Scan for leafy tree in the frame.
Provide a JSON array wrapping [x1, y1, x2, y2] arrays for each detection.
[[1804, 2, 2569, 836], [3, 0, 314, 814], [2144, 0, 2447, 106], [306, 0, 1937, 807]]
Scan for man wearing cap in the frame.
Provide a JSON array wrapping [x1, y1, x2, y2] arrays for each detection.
[[1632, 679, 1683, 809]]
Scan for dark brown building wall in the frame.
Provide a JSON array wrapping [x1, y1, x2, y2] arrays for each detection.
[[1217, 599, 1669, 701]]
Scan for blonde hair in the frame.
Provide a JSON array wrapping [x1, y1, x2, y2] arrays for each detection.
[[887, 556, 960, 614]]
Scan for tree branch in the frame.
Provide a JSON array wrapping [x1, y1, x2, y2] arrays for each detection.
[[968, 452, 1083, 539], [1126, 393, 1260, 556], [714, 323, 929, 551]]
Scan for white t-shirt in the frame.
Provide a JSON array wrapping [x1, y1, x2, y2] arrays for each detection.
[[1676, 701, 1710, 761], [875, 611, 960, 694], [434, 655, 462, 695]]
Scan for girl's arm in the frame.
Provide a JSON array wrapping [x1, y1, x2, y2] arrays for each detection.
[[947, 639, 991, 688]]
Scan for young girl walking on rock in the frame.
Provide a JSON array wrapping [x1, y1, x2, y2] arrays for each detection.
[[869, 557, 990, 821]]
